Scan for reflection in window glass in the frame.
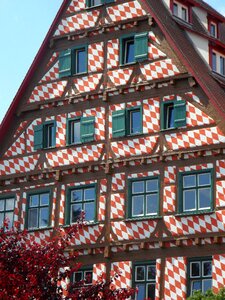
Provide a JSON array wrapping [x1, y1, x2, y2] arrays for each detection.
[[28, 193, 50, 229]]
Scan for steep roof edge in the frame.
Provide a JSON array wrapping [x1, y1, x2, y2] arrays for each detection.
[[143, 0, 225, 119], [193, 0, 225, 21], [0, 0, 68, 142]]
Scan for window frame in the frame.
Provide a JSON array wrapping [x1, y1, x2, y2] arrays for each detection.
[[86, 0, 114, 8], [171, 0, 190, 23], [0, 195, 15, 229], [211, 50, 225, 76], [178, 169, 214, 215], [26, 189, 52, 230], [34, 121, 56, 150], [72, 265, 93, 286], [66, 184, 97, 225], [67, 117, 82, 146], [160, 99, 186, 130], [127, 176, 160, 219], [127, 106, 143, 136], [72, 45, 88, 76]]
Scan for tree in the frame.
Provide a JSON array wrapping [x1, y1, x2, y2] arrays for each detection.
[[0, 219, 135, 299], [187, 288, 225, 300]]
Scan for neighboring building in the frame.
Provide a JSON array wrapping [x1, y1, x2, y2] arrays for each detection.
[[1, 0, 225, 298]]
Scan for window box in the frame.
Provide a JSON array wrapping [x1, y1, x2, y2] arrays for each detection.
[[34, 121, 56, 150], [0, 196, 15, 229], [160, 99, 186, 130], [67, 116, 95, 145]]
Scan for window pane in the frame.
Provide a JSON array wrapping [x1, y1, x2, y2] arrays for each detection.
[[93, 0, 102, 5], [30, 195, 39, 207], [173, 3, 178, 16], [5, 212, 14, 229], [182, 7, 187, 21], [198, 173, 211, 186], [130, 110, 141, 134], [40, 193, 49, 206], [203, 279, 212, 293], [84, 271, 93, 285], [146, 194, 158, 215], [84, 202, 95, 221], [74, 271, 83, 282], [135, 266, 145, 281], [39, 207, 49, 227], [191, 262, 200, 277], [132, 181, 144, 194], [0, 213, 4, 226], [0, 200, 4, 211], [203, 261, 212, 277], [46, 124, 54, 148], [76, 49, 86, 74], [183, 190, 196, 211], [71, 120, 81, 144], [166, 104, 174, 128], [71, 204, 82, 223], [220, 56, 225, 75], [191, 281, 201, 294], [183, 175, 196, 188], [6, 198, 14, 211], [125, 39, 135, 64], [147, 265, 156, 281], [84, 188, 95, 201], [135, 284, 145, 300], [147, 283, 155, 300], [71, 190, 82, 202], [146, 179, 158, 192], [28, 208, 38, 228], [212, 53, 217, 72], [132, 196, 144, 216], [199, 188, 211, 209], [210, 24, 216, 36]]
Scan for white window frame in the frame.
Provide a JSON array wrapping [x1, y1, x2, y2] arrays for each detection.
[[212, 50, 225, 76], [173, 1, 189, 22]]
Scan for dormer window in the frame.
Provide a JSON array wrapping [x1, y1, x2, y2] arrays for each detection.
[[211, 50, 225, 76], [209, 20, 218, 38], [172, 1, 189, 23]]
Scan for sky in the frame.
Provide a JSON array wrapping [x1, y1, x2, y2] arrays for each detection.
[[0, 0, 224, 124]]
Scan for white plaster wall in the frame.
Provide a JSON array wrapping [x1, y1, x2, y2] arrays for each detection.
[[186, 31, 209, 64], [162, 0, 170, 9], [192, 7, 208, 29]]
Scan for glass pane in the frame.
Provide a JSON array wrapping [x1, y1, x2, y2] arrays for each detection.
[[147, 283, 155, 300], [191, 281, 201, 294], [76, 49, 86, 74], [6, 198, 14, 211], [30, 195, 39, 207], [183, 175, 196, 188], [0, 200, 5, 211], [132, 181, 144, 194], [28, 208, 38, 229], [135, 284, 145, 300], [146, 179, 158, 192], [71, 204, 82, 222], [182, 7, 187, 21], [199, 188, 211, 209], [146, 194, 158, 215], [203, 261, 212, 277], [0, 213, 4, 226], [212, 53, 217, 72], [84, 271, 93, 284], [220, 57, 225, 75], [210, 24, 216, 36], [71, 120, 81, 144], [173, 3, 178, 16], [203, 279, 212, 293], [183, 190, 196, 211], [147, 265, 156, 281], [39, 207, 49, 227], [198, 173, 211, 186], [130, 110, 141, 134], [71, 190, 82, 202], [74, 271, 83, 283], [135, 266, 145, 281], [191, 262, 200, 277], [40, 193, 49, 206], [93, 0, 102, 5], [167, 104, 174, 128], [132, 196, 144, 216], [84, 202, 95, 221], [125, 39, 134, 64], [5, 212, 14, 229], [84, 188, 95, 201], [46, 124, 54, 148]]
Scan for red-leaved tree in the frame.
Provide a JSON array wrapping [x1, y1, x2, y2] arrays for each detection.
[[0, 219, 135, 299]]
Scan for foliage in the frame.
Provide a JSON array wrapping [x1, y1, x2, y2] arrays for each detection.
[[187, 288, 225, 300]]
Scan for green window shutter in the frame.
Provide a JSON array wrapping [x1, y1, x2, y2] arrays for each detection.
[[105, 0, 115, 3], [174, 100, 186, 128], [81, 116, 95, 143], [86, 0, 90, 7], [160, 102, 165, 130], [134, 32, 148, 62], [112, 110, 126, 138], [34, 124, 43, 150], [59, 49, 72, 78]]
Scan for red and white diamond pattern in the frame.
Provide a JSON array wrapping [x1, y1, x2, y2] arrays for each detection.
[[40, 61, 59, 83], [111, 136, 159, 158], [111, 262, 132, 289], [56, 114, 67, 147], [14, 121, 29, 138], [112, 173, 125, 191], [179, 163, 213, 172], [107, 39, 119, 69], [128, 170, 160, 179], [166, 127, 225, 151], [163, 186, 176, 213], [108, 68, 133, 87], [47, 144, 104, 167], [185, 91, 202, 104], [149, 31, 160, 45], [164, 257, 187, 300], [73, 74, 102, 93], [93, 263, 106, 283], [216, 181, 225, 207], [46, 52, 59, 69], [54, 10, 100, 36], [126, 100, 141, 108], [27, 230, 52, 246], [66, 0, 85, 14], [28, 81, 67, 103], [164, 166, 176, 184], [88, 42, 104, 73], [107, 1, 147, 22], [4, 132, 26, 157], [0, 155, 39, 176], [148, 44, 166, 60], [98, 195, 106, 222], [59, 185, 66, 225], [141, 59, 180, 81], [212, 255, 225, 293], [51, 189, 57, 227], [155, 259, 161, 300], [143, 98, 160, 133], [216, 160, 225, 178], [186, 102, 214, 127], [84, 107, 105, 141], [111, 220, 157, 241], [27, 119, 42, 153], [70, 224, 104, 245], [111, 193, 125, 219]]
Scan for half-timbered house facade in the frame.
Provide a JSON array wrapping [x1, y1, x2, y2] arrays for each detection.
[[1, 0, 225, 298]]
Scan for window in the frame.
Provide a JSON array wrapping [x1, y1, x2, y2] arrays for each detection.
[[220, 56, 225, 75], [120, 32, 148, 65], [67, 116, 95, 145], [59, 46, 87, 78], [179, 170, 213, 214], [210, 22, 217, 38], [72, 266, 93, 287], [172, 1, 189, 22], [211, 51, 225, 76], [212, 52, 217, 72], [181, 7, 187, 21], [128, 177, 159, 218], [86, 0, 114, 8], [188, 258, 212, 296], [173, 3, 178, 16], [160, 100, 186, 130], [34, 121, 56, 150], [112, 106, 142, 138], [0, 196, 15, 229], [67, 185, 96, 224], [27, 192, 50, 229], [133, 262, 156, 300]]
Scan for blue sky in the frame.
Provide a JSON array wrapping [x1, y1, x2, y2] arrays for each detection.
[[0, 0, 224, 124]]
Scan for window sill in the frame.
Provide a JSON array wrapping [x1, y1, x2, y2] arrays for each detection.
[[27, 226, 53, 232], [63, 221, 100, 227], [175, 210, 214, 217], [125, 215, 162, 222], [86, 4, 103, 10]]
